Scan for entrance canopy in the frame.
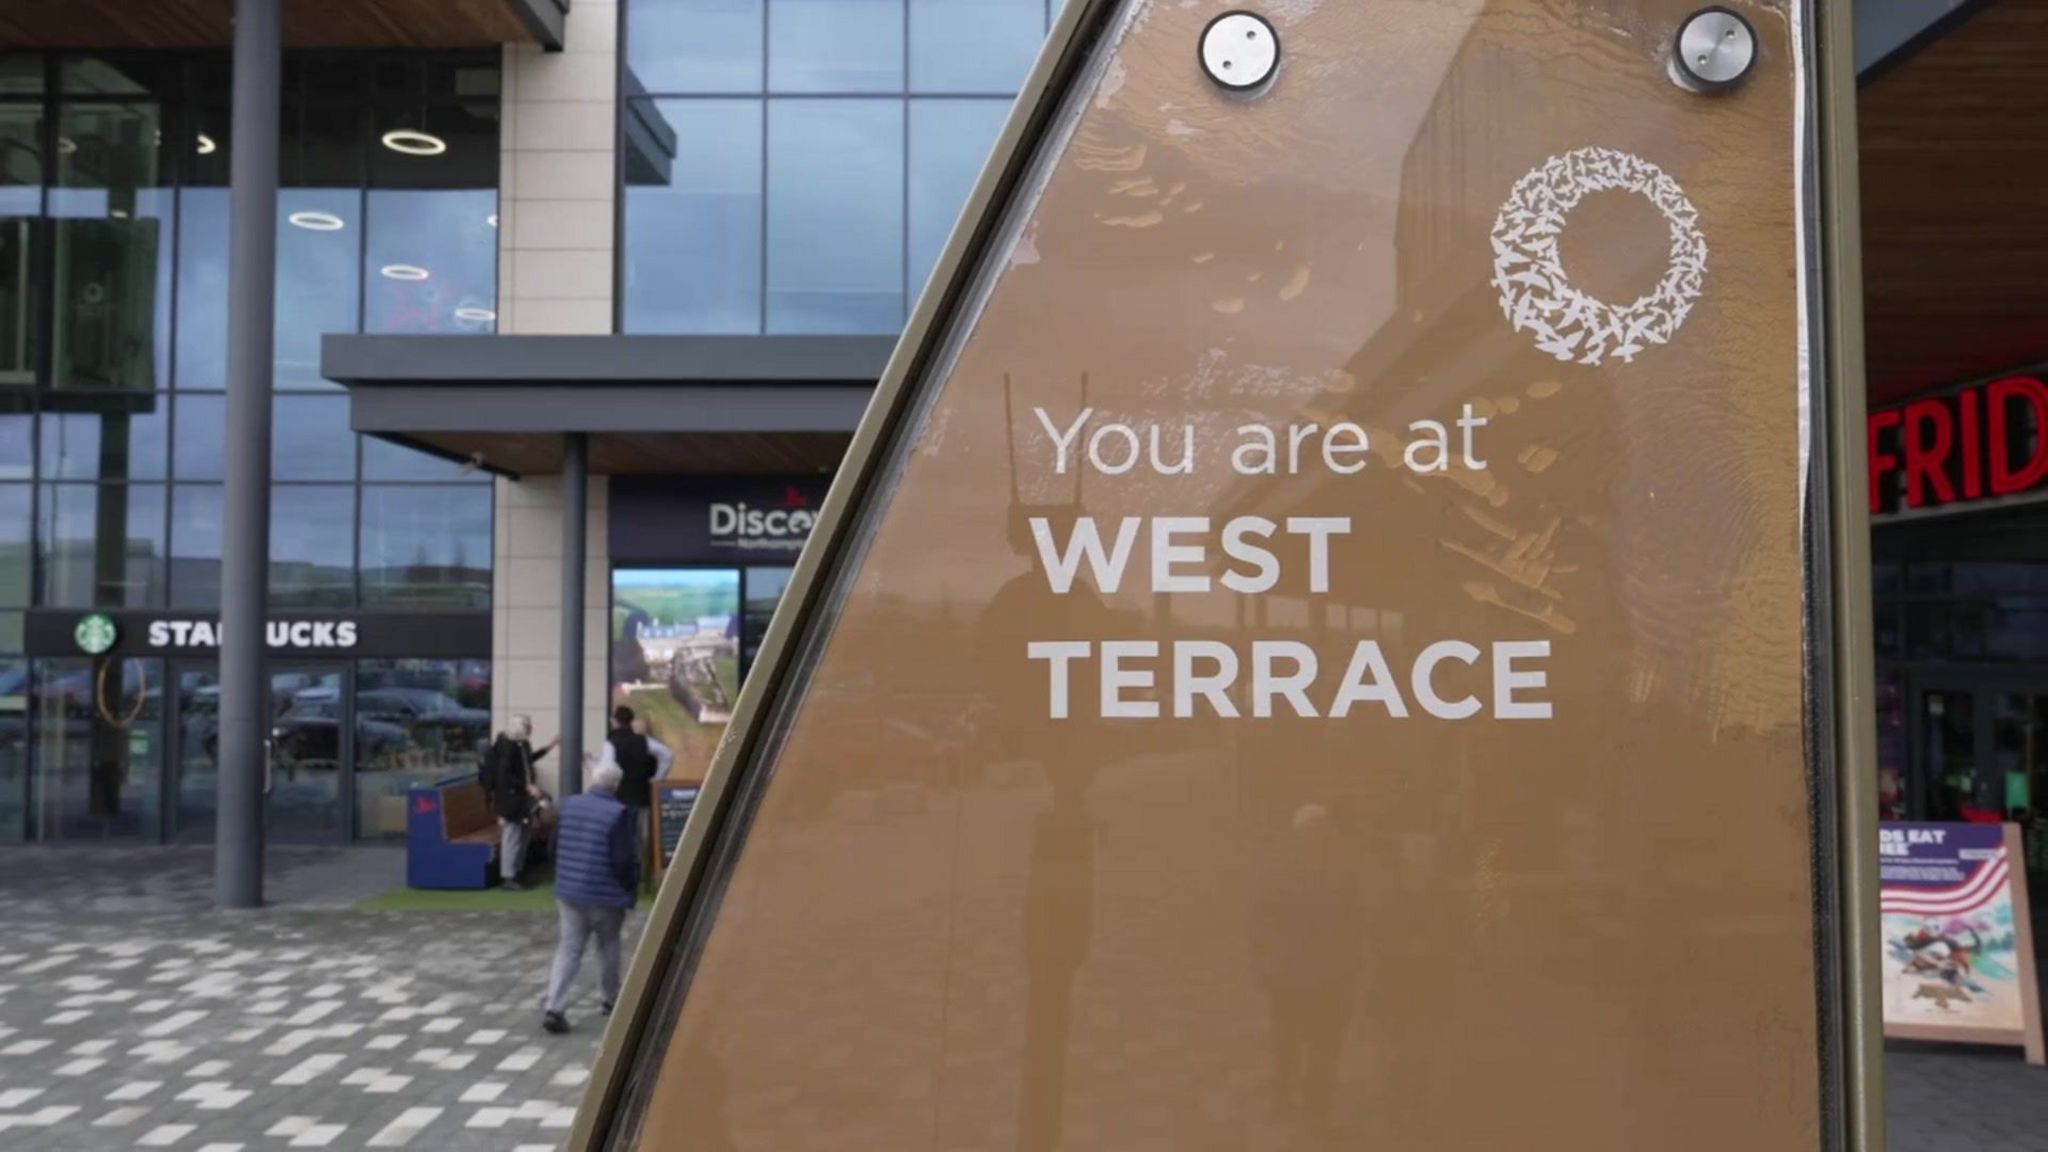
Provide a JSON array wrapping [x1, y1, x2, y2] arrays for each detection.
[[0, 0, 567, 50], [322, 333, 889, 476]]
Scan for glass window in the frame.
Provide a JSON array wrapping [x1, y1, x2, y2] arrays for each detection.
[[769, 0, 905, 93], [628, 0, 764, 95], [0, 655, 24, 843], [274, 394, 357, 482], [172, 393, 225, 480], [183, 100, 230, 187], [0, 104, 42, 216], [276, 188, 361, 390], [908, 98, 1009, 294], [0, 218, 37, 384], [369, 99, 497, 189], [51, 102, 170, 393], [910, 0, 1043, 92], [40, 402, 171, 482], [359, 485, 491, 609], [0, 485, 30, 606], [59, 57, 173, 98], [51, 216, 169, 392], [169, 485, 222, 608], [767, 100, 903, 333], [172, 187, 228, 389], [364, 189, 498, 334], [172, 662, 218, 843], [0, 406, 32, 479], [742, 566, 793, 674], [624, 99, 763, 335], [0, 104, 40, 381], [31, 657, 164, 841], [0, 54, 41, 95], [353, 659, 492, 840], [38, 482, 167, 607], [271, 485, 355, 608], [285, 100, 366, 189], [363, 436, 486, 482]]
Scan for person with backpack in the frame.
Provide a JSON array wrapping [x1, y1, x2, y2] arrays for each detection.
[[605, 706, 660, 867], [483, 714, 557, 890]]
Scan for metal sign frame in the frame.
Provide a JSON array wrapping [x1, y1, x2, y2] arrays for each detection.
[[570, 2, 1879, 1147]]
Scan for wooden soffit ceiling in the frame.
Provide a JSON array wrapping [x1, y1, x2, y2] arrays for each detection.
[[1861, 0, 2048, 406], [0, 0, 549, 50]]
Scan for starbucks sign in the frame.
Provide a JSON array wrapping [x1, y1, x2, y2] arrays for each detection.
[[73, 613, 118, 656]]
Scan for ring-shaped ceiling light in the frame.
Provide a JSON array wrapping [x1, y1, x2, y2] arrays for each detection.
[[196, 134, 217, 155], [56, 137, 77, 155], [453, 306, 497, 323], [486, 213, 498, 228], [287, 210, 346, 232], [379, 264, 430, 282], [380, 129, 447, 156]]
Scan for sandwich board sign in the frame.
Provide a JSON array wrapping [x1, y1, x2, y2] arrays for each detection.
[[1880, 822, 2046, 1064], [574, 3, 1875, 1150]]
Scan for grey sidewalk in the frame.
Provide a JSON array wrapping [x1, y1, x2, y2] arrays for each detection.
[[1, 847, 2044, 1148], [0, 847, 625, 1151]]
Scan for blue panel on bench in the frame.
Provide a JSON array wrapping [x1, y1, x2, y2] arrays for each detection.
[[407, 777, 495, 890]]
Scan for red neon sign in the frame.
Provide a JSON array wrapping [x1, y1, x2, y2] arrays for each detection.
[[1869, 375, 2048, 514]]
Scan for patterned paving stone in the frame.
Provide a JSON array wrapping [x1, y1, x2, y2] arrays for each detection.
[[0, 847, 635, 1151], [2, 845, 2044, 1149]]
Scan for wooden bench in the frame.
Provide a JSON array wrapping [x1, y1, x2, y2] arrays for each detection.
[[407, 773, 552, 889], [442, 779, 497, 848]]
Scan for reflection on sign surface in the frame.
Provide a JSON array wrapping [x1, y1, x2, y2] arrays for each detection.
[[593, 2, 1836, 1150]]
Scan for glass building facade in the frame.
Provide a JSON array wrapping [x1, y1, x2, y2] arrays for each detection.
[[620, 0, 1060, 334], [0, 5, 1057, 848], [0, 52, 499, 845]]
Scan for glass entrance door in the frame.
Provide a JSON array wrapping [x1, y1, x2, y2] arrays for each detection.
[[171, 662, 220, 843], [1919, 686, 1986, 822], [266, 664, 348, 843], [1910, 677, 2048, 875]]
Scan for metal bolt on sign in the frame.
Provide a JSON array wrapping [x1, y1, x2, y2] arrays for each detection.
[[1200, 10, 1280, 93], [1675, 6, 1758, 91]]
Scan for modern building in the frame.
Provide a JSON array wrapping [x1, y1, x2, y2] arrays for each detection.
[[1, 0, 2044, 872], [1858, 0, 2048, 858], [0, 0, 1060, 846]]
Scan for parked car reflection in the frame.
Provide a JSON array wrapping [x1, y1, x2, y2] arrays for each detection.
[[355, 687, 490, 749], [271, 695, 406, 765]]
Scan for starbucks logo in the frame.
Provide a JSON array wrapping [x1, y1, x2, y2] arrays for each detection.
[[74, 613, 118, 656], [1490, 147, 1708, 366]]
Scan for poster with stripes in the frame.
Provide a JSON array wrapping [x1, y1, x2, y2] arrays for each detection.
[[1880, 822, 2044, 1062]]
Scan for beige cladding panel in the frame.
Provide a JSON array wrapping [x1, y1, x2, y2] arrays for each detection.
[[631, 2, 1820, 1149]]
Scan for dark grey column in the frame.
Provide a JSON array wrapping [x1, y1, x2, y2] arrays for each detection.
[[217, 0, 280, 909], [559, 433, 589, 797]]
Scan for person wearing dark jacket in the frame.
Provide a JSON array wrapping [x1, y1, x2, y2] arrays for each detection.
[[605, 706, 659, 866], [485, 714, 556, 890], [542, 759, 639, 1034]]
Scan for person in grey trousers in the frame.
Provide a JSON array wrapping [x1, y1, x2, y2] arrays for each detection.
[[484, 715, 556, 891], [542, 759, 639, 1034]]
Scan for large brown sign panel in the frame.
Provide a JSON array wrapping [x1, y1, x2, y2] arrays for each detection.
[[587, 2, 1857, 1149]]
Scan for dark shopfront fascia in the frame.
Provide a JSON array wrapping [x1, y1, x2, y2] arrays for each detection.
[[0, 608, 490, 845], [1870, 369, 2048, 876]]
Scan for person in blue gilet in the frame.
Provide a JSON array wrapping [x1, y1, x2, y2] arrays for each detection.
[[541, 760, 638, 1034]]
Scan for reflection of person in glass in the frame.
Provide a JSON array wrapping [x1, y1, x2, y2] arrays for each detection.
[[1257, 800, 1362, 1129]]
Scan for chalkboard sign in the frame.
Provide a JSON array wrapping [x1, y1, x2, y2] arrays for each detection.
[[655, 785, 700, 870]]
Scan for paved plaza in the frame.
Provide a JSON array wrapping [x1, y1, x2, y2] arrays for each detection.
[[0, 847, 628, 1151], [0, 847, 2044, 1149]]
